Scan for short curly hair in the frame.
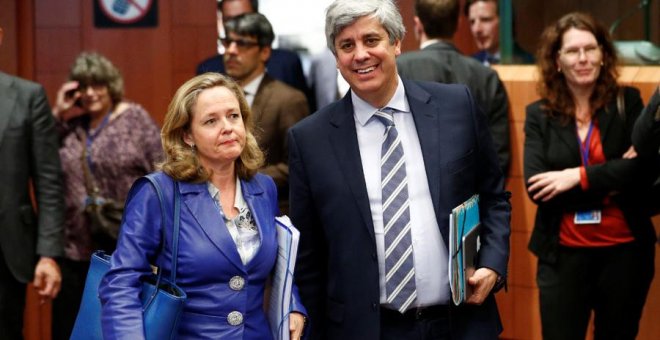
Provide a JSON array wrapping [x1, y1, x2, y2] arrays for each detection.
[[68, 52, 124, 105], [536, 12, 619, 122], [159, 73, 264, 182]]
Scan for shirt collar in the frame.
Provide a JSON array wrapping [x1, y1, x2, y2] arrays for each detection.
[[352, 75, 410, 127], [420, 38, 442, 50], [207, 177, 245, 213], [242, 72, 265, 97]]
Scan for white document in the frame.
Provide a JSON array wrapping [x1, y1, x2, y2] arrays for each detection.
[[267, 215, 300, 340]]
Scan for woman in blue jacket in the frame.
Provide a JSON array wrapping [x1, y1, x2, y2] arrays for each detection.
[[99, 73, 307, 339]]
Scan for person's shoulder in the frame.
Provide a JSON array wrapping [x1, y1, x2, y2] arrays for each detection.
[[397, 49, 428, 64], [406, 78, 469, 96], [621, 85, 642, 100], [525, 99, 548, 118], [196, 54, 224, 74], [248, 172, 277, 194], [270, 48, 302, 65], [261, 76, 307, 107], [0, 71, 43, 93], [291, 97, 343, 132]]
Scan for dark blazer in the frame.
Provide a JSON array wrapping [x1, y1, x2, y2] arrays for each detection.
[[99, 172, 306, 339], [252, 74, 309, 212], [0, 72, 64, 283], [196, 49, 311, 107], [524, 87, 657, 263], [632, 87, 660, 157], [397, 41, 511, 175], [289, 79, 511, 339], [472, 43, 535, 65]]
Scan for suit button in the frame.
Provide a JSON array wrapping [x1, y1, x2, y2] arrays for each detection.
[[229, 276, 245, 291], [371, 253, 377, 261], [227, 311, 243, 326], [372, 303, 377, 310]]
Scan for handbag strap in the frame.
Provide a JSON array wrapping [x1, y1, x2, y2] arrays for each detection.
[[144, 174, 181, 283]]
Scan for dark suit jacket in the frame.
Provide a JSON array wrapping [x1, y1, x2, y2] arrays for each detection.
[[632, 87, 660, 157], [252, 74, 309, 212], [289, 79, 511, 339], [524, 87, 657, 263], [398, 41, 511, 175], [0, 72, 64, 283], [196, 49, 312, 107], [472, 43, 535, 65]]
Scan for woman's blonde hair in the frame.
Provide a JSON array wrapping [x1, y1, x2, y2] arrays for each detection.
[[160, 73, 264, 182]]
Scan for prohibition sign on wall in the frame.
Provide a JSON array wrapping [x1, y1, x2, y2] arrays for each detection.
[[94, 0, 158, 28]]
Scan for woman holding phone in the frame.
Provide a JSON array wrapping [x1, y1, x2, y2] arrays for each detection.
[[51, 52, 163, 339]]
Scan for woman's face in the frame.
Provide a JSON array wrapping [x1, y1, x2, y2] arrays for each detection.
[[80, 83, 113, 116], [184, 86, 246, 170], [556, 28, 603, 91]]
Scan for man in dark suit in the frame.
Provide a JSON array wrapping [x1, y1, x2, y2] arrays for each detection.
[[223, 13, 308, 213], [196, 0, 310, 106], [289, 1, 511, 339], [398, 0, 511, 176], [464, 0, 534, 66], [0, 26, 64, 339]]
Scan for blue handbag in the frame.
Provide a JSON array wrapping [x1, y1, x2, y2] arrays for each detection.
[[70, 174, 187, 340]]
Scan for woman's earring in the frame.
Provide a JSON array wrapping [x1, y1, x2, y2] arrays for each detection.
[[600, 61, 604, 66], [557, 67, 562, 73]]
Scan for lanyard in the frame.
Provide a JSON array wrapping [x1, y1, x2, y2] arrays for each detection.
[[84, 112, 111, 172], [577, 120, 594, 166]]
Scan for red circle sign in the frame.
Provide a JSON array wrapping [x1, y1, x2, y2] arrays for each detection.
[[98, 0, 153, 24]]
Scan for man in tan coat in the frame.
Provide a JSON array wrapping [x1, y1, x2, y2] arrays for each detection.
[[222, 13, 309, 213]]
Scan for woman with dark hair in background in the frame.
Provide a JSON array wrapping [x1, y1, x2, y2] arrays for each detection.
[[99, 73, 306, 339], [51, 52, 163, 339], [523, 12, 656, 340]]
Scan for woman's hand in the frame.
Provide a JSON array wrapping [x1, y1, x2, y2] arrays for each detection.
[[622, 146, 637, 159], [527, 167, 581, 202], [53, 81, 85, 121], [289, 312, 306, 340]]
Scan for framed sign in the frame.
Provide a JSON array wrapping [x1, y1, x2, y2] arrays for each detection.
[[94, 0, 158, 28]]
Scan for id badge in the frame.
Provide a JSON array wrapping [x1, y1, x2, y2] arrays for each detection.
[[574, 210, 601, 224]]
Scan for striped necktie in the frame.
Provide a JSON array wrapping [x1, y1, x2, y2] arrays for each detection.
[[373, 107, 417, 313]]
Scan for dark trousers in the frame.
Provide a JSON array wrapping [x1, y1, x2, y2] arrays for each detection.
[[537, 242, 655, 340], [0, 249, 27, 340], [380, 306, 450, 340], [51, 258, 90, 340]]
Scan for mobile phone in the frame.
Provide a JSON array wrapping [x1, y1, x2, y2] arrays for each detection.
[[65, 86, 83, 108]]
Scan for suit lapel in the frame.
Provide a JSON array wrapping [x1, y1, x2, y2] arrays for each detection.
[[251, 74, 275, 124], [402, 80, 443, 234], [240, 177, 275, 271], [328, 94, 377, 243], [179, 181, 245, 271], [0, 74, 17, 148]]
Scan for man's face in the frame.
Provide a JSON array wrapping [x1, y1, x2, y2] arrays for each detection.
[[334, 16, 401, 108], [223, 32, 270, 86], [221, 0, 254, 22], [468, 1, 499, 53]]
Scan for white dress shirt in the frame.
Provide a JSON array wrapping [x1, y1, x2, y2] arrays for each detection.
[[352, 76, 450, 307], [242, 73, 265, 107]]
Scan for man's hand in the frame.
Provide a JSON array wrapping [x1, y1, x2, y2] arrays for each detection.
[[289, 312, 306, 340], [466, 267, 498, 305], [33, 256, 61, 303]]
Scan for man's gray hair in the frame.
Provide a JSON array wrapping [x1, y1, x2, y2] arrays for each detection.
[[325, 0, 405, 54]]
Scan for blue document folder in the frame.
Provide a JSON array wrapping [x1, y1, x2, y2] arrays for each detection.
[[448, 194, 481, 305]]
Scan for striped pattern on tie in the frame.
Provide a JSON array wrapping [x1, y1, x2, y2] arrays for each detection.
[[374, 108, 417, 313]]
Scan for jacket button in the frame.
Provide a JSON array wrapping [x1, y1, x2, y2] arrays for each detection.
[[227, 311, 243, 326], [371, 253, 377, 261], [372, 303, 377, 310], [229, 276, 245, 291]]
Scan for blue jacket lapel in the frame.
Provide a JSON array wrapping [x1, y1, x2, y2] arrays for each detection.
[[240, 177, 276, 271], [402, 80, 443, 238], [179, 181, 245, 270], [328, 93, 377, 244]]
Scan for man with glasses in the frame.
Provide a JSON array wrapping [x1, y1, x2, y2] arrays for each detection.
[[223, 12, 309, 214], [196, 0, 310, 108]]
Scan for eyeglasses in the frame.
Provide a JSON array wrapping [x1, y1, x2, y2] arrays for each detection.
[[219, 37, 260, 50], [559, 45, 601, 60]]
